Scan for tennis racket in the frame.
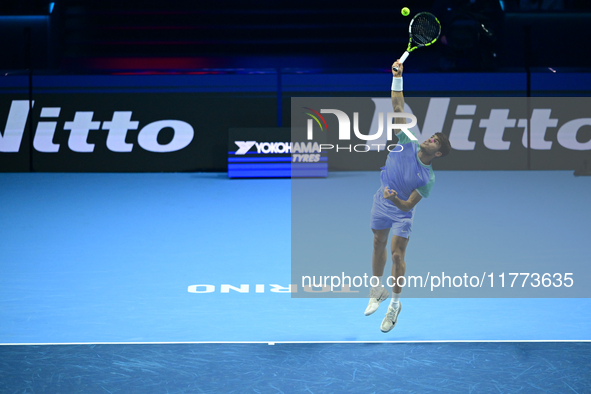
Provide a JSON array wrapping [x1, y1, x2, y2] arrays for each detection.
[[393, 12, 441, 71]]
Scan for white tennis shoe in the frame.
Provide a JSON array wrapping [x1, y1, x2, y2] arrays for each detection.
[[380, 302, 402, 333], [364, 287, 389, 316]]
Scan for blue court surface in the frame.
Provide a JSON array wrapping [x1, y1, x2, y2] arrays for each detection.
[[1, 171, 590, 392]]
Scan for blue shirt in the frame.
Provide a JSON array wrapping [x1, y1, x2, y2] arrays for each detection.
[[378, 129, 435, 218]]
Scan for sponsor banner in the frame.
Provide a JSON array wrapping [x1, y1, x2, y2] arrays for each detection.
[[3, 93, 588, 172], [0, 93, 276, 172], [228, 128, 328, 178], [291, 97, 591, 171]]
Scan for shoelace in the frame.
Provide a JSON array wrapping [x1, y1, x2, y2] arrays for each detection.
[[386, 305, 399, 320]]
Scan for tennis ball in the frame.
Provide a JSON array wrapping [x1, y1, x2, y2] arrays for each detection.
[[401, 7, 410, 16]]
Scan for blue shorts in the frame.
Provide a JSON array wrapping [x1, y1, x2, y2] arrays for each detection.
[[370, 188, 414, 239]]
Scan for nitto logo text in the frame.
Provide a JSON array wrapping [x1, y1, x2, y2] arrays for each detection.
[[0, 100, 194, 153]]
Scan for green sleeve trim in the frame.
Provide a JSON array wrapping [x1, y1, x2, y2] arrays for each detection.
[[416, 168, 435, 198]]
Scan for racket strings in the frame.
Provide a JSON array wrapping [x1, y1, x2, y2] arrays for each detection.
[[411, 15, 440, 46]]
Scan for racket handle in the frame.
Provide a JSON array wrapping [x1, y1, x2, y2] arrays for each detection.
[[392, 51, 410, 71]]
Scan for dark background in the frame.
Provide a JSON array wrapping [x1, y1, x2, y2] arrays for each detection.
[[2, 0, 591, 71]]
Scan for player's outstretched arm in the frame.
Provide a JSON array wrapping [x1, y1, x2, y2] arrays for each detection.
[[391, 60, 406, 127]]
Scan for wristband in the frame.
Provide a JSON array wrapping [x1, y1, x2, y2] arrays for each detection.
[[392, 77, 403, 91]]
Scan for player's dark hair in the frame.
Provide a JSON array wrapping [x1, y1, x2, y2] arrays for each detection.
[[435, 132, 451, 158]]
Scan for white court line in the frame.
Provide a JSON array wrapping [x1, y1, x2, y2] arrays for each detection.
[[1, 340, 591, 346]]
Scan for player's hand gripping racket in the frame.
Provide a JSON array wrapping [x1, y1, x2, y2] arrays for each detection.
[[393, 12, 441, 71]]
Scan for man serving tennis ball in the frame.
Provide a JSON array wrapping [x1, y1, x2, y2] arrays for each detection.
[[365, 60, 451, 333]]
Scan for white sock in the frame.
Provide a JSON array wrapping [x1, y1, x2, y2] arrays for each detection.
[[390, 292, 401, 308]]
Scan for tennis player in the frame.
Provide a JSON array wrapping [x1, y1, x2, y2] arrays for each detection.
[[364, 60, 451, 333]]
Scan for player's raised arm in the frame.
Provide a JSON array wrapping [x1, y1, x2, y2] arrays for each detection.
[[391, 60, 406, 127]]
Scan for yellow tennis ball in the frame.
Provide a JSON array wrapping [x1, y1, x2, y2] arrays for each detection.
[[401, 7, 410, 16]]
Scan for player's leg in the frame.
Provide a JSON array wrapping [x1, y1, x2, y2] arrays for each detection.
[[372, 228, 390, 278], [381, 234, 409, 332], [364, 228, 391, 316], [390, 234, 409, 294]]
